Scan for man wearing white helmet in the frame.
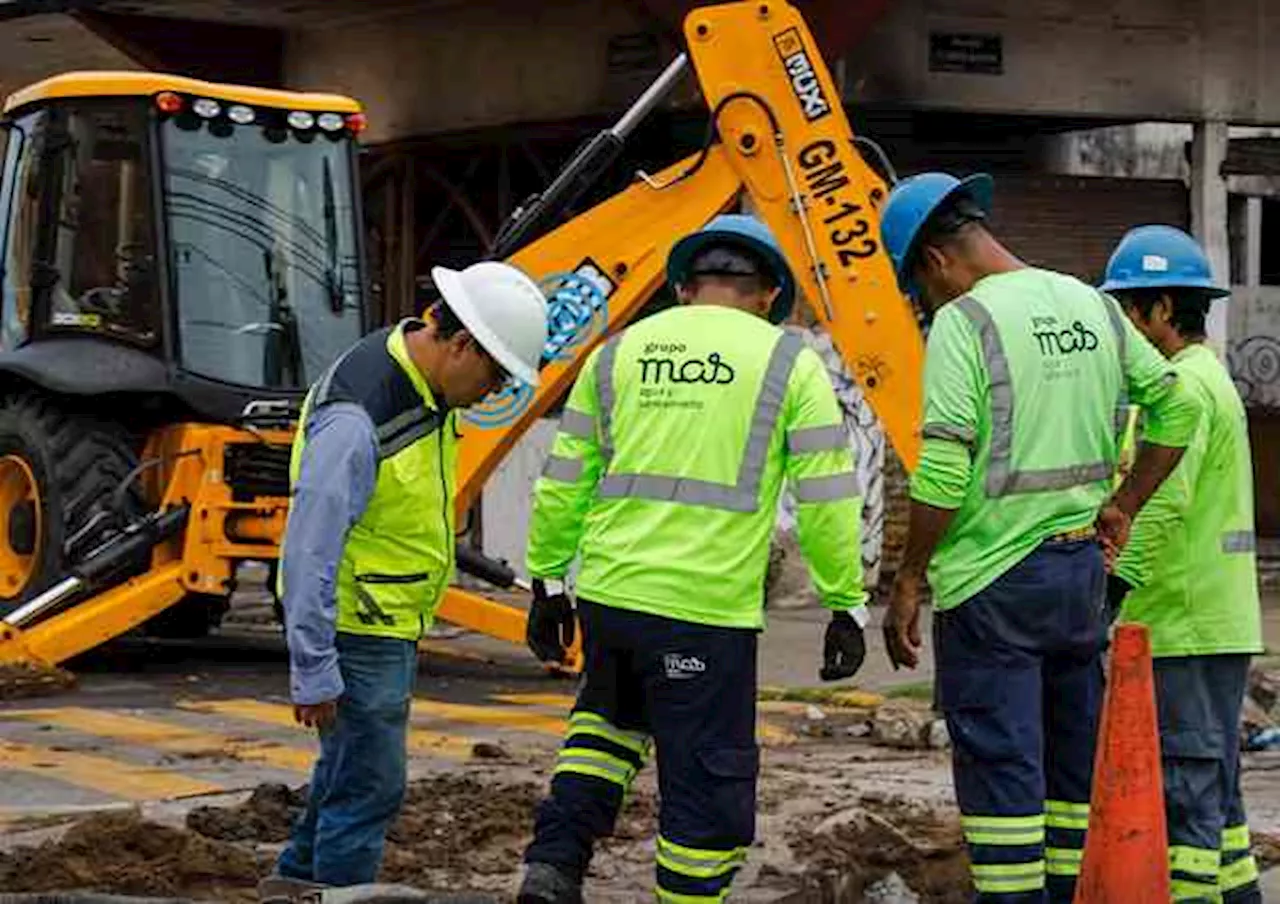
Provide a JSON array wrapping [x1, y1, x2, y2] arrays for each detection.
[[265, 261, 547, 894]]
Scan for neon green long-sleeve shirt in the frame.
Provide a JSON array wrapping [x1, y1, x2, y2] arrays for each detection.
[[526, 304, 866, 630]]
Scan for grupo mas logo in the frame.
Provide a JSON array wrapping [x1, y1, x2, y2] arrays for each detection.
[[1031, 316, 1099, 357], [638, 342, 736, 385], [463, 259, 614, 430]]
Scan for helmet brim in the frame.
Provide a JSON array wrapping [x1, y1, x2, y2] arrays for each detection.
[[431, 265, 541, 386], [667, 228, 797, 324], [892, 172, 994, 288], [1098, 277, 1231, 301]]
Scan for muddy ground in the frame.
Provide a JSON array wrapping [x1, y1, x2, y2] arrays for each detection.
[[0, 738, 1277, 903]]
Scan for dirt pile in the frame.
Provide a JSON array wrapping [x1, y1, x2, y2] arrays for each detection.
[[188, 783, 307, 843], [0, 661, 77, 699], [781, 793, 971, 903], [0, 811, 258, 902]]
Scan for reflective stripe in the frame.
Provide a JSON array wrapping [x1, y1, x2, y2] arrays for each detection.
[[1171, 877, 1218, 901], [1222, 824, 1251, 852], [657, 836, 747, 880], [1170, 845, 1220, 877], [793, 471, 859, 504], [378, 410, 443, 460], [569, 711, 650, 758], [786, 424, 847, 454], [559, 408, 596, 439], [1219, 853, 1260, 891], [961, 814, 1046, 846], [596, 333, 805, 512], [922, 422, 976, 446], [542, 455, 584, 482], [596, 337, 621, 465], [655, 889, 728, 904], [954, 296, 1116, 497], [1045, 847, 1083, 877], [971, 861, 1046, 894], [1222, 531, 1256, 554], [1045, 800, 1090, 831], [553, 748, 637, 787]]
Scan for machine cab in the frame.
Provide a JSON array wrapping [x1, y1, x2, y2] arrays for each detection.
[[0, 73, 368, 423]]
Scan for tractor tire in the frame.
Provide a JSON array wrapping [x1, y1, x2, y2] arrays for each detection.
[[0, 391, 149, 611]]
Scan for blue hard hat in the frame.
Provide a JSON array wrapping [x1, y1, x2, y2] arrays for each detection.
[[667, 214, 796, 324], [1099, 225, 1229, 299], [879, 171, 994, 294]]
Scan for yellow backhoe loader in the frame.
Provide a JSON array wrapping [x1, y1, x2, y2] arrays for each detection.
[[0, 0, 924, 672]]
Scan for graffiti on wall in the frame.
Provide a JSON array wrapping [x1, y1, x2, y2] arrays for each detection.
[[1229, 334, 1280, 409], [776, 327, 886, 591]]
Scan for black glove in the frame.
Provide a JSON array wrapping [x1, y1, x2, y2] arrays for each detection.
[[1105, 574, 1132, 627], [527, 578, 575, 663], [820, 611, 866, 682]]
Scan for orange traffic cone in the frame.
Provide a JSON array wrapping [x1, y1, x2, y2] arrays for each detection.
[[1073, 623, 1170, 902]]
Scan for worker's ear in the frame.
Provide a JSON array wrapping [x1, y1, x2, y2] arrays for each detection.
[[759, 286, 781, 316], [1155, 293, 1175, 326], [675, 283, 696, 305]]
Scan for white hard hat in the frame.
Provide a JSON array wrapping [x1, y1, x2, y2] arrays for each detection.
[[430, 261, 548, 385]]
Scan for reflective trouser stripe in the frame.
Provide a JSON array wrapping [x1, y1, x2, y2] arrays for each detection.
[[786, 424, 847, 454], [953, 295, 1118, 497], [542, 454, 584, 482], [1045, 847, 1083, 877], [1045, 800, 1090, 831], [655, 889, 728, 903], [559, 408, 595, 438], [567, 711, 651, 759], [1170, 844, 1220, 900], [1222, 824, 1251, 852], [961, 814, 1046, 847], [552, 748, 638, 788], [971, 861, 1046, 894], [1219, 853, 1260, 892], [1222, 530, 1256, 553], [594, 332, 804, 512], [657, 837, 747, 880]]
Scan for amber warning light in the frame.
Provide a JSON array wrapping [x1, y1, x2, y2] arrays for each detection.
[[154, 91, 184, 114]]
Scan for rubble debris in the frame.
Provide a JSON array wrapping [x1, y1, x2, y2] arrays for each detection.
[[784, 794, 971, 903], [0, 811, 258, 902], [1248, 666, 1277, 716], [0, 662, 77, 700], [871, 701, 938, 750], [187, 783, 306, 843], [470, 742, 508, 760], [1253, 831, 1280, 870], [864, 871, 922, 904]]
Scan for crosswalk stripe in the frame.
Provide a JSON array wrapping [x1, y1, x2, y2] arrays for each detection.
[[176, 698, 478, 760], [491, 693, 576, 708], [0, 707, 316, 773], [410, 698, 567, 736], [0, 739, 221, 800]]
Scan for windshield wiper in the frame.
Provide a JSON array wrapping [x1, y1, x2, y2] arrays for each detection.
[[322, 157, 344, 314], [263, 245, 303, 387]]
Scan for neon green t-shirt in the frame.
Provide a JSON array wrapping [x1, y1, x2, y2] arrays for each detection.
[[909, 269, 1201, 610], [1115, 343, 1263, 657]]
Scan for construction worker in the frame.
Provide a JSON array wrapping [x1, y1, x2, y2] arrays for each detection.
[[516, 214, 869, 904], [1100, 225, 1264, 903], [264, 262, 548, 894], [878, 172, 1202, 903]]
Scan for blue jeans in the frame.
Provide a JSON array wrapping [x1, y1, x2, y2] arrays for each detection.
[[276, 632, 418, 886], [936, 538, 1107, 904]]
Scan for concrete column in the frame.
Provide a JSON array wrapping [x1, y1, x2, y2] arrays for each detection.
[[1245, 196, 1263, 287], [1190, 120, 1230, 356]]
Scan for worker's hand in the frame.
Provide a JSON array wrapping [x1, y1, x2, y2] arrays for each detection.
[[527, 578, 575, 663], [1095, 503, 1131, 571], [294, 700, 338, 731], [884, 572, 924, 670], [820, 611, 866, 682]]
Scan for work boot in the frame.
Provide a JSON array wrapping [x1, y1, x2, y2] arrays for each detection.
[[515, 862, 583, 904], [258, 873, 329, 903]]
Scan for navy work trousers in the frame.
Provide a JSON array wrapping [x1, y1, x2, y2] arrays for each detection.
[[1155, 654, 1262, 902], [276, 632, 418, 886], [524, 599, 759, 902], [936, 538, 1107, 904]]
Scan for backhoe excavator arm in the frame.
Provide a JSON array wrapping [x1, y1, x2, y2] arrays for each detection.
[[439, 0, 924, 664]]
